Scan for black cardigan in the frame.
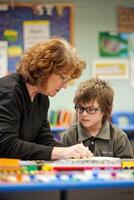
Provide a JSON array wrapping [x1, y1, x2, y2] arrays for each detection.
[[0, 73, 62, 160]]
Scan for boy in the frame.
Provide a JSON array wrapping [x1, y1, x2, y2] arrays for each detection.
[[62, 77, 134, 158]]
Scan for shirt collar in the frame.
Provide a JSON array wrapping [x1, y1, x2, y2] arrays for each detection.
[[77, 122, 91, 142], [77, 120, 110, 142], [97, 121, 111, 140]]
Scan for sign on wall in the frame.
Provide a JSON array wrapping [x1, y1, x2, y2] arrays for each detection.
[[92, 59, 129, 79]]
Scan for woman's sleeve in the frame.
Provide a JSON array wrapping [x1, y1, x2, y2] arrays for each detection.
[[36, 117, 63, 147], [35, 95, 63, 147], [0, 90, 54, 160]]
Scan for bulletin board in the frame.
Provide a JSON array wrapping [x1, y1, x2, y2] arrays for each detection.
[[0, 2, 74, 73], [117, 6, 134, 32]]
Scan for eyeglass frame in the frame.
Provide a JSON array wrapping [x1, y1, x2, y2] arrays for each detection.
[[74, 105, 101, 114], [57, 73, 71, 85]]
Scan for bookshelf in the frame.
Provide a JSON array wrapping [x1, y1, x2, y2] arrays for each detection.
[[51, 126, 66, 142], [51, 127, 66, 133], [49, 109, 74, 128], [49, 109, 74, 141]]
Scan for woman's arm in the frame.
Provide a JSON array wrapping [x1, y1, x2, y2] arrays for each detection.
[[51, 143, 93, 160]]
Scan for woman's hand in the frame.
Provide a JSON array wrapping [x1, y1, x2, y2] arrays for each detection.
[[51, 143, 93, 160]]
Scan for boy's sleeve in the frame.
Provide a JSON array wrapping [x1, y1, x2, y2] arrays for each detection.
[[61, 127, 78, 147], [114, 132, 134, 158], [61, 131, 70, 146]]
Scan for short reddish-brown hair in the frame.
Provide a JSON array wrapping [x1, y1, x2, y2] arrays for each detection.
[[16, 37, 86, 85]]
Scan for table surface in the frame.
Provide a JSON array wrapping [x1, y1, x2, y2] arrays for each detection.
[[1, 179, 134, 192]]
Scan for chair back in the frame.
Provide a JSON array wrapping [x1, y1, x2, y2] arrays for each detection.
[[111, 111, 134, 126]]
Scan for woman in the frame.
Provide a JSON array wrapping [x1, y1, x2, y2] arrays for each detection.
[[0, 37, 93, 160]]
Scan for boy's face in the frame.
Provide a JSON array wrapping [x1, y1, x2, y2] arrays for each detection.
[[76, 100, 104, 131]]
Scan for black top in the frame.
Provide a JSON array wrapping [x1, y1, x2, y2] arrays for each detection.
[[0, 73, 62, 160]]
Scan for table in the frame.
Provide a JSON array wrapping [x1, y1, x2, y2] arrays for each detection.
[[0, 178, 134, 200]]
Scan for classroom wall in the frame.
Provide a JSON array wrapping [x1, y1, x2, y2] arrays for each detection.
[[1, 0, 134, 113], [47, 0, 134, 113]]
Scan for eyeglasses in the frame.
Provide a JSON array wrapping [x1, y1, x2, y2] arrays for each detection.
[[74, 105, 101, 114], [57, 74, 71, 85]]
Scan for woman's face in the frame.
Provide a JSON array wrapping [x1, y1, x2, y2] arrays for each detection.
[[40, 73, 71, 97]]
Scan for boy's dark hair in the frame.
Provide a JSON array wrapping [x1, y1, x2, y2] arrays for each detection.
[[73, 77, 114, 122]]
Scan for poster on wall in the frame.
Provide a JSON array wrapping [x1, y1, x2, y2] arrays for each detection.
[[92, 59, 129, 79], [117, 6, 134, 32], [23, 20, 50, 50], [99, 32, 128, 57], [0, 41, 8, 77]]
